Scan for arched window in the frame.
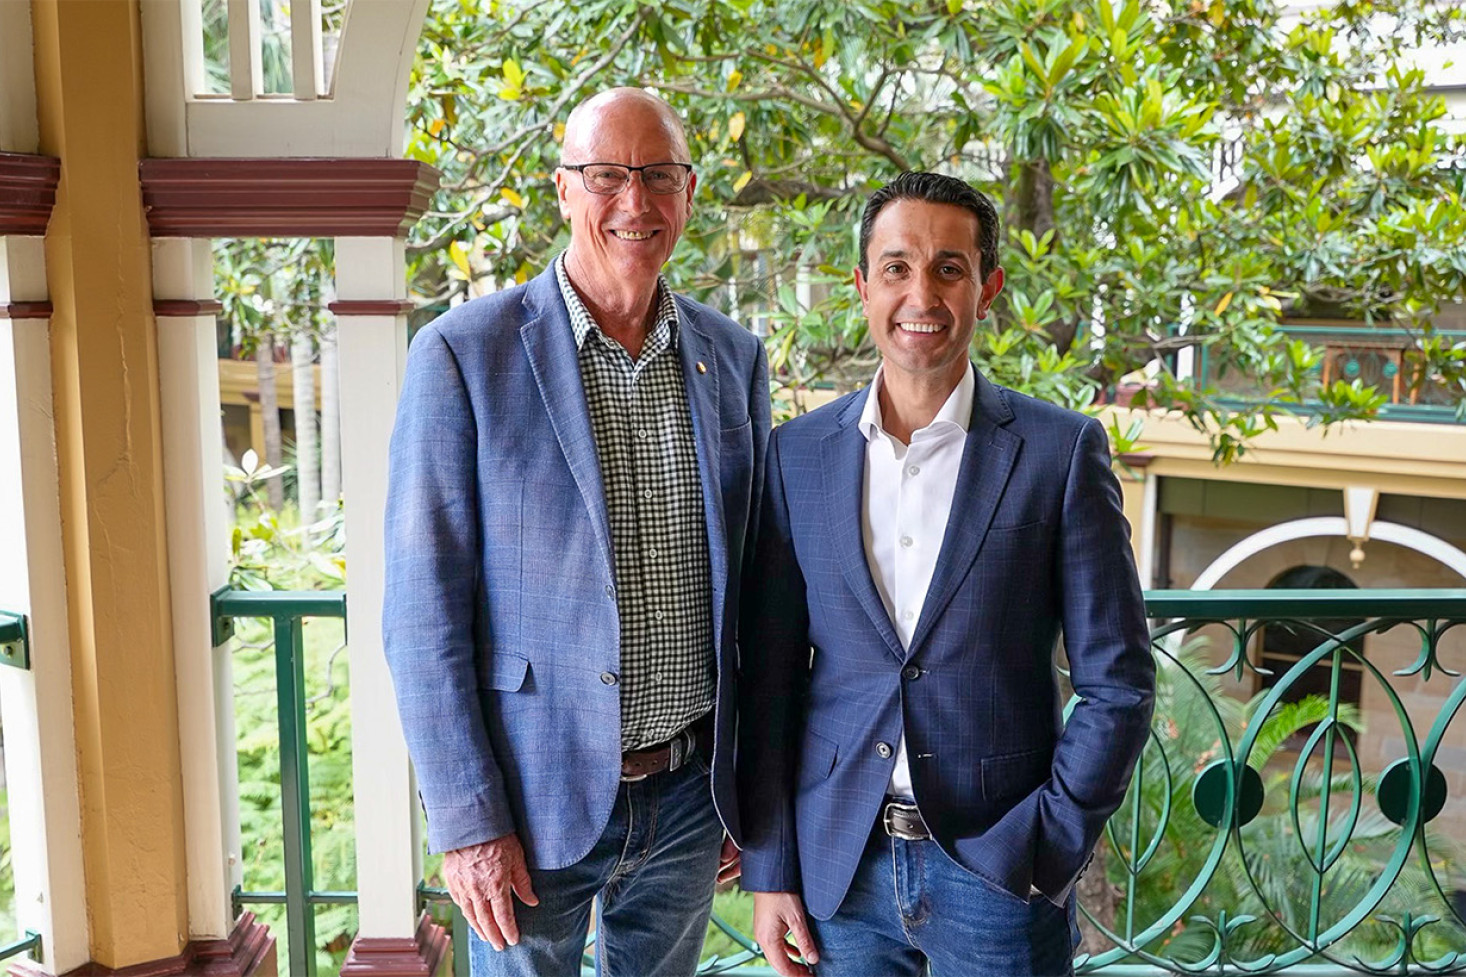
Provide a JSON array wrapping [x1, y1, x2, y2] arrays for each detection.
[[1259, 565, 1364, 749]]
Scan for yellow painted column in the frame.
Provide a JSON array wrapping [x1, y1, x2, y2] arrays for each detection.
[[31, 0, 189, 966]]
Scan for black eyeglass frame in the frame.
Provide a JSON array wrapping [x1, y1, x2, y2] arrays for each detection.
[[559, 162, 695, 195]]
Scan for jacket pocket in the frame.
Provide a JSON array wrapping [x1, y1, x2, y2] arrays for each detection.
[[479, 653, 529, 692], [798, 729, 838, 786], [980, 747, 1050, 802]]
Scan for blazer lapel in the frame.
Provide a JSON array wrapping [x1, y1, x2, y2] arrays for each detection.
[[907, 370, 1020, 656], [821, 390, 906, 663], [518, 269, 615, 578], [674, 301, 729, 653]]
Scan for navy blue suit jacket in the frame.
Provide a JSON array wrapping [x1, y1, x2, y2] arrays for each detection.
[[737, 369, 1154, 919], [383, 265, 769, 867]]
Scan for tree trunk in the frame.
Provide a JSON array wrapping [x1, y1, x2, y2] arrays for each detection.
[[291, 331, 320, 519], [1003, 155, 1081, 354], [319, 324, 341, 507], [255, 336, 285, 511]]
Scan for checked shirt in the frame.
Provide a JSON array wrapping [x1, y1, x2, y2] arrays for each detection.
[[555, 255, 715, 751]]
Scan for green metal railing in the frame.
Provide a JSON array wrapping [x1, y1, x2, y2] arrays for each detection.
[[1083, 589, 1466, 974], [0, 933, 42, 970], [223, 588, 1466, 975], [214, 588, 350, 977], [0, 609, 29, 670]]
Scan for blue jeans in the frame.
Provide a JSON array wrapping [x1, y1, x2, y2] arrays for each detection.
[[468, 754, 724, 977], [809, 829, 1080, 977]]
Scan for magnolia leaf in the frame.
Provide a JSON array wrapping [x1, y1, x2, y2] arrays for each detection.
[[501, 187, 525, 209], [727, 69, 743, 92], [728, 111, 746, 142], [1213, 291, 1234, 316], [449, 240, 473, 280], [733, 171, 753, 193]]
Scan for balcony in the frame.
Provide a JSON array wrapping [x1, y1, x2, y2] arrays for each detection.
[[30, 587, 1432, 975], [1191, 323, 1466, 425]]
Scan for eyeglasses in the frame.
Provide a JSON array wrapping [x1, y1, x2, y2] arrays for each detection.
[[560, 162, 694, 195]]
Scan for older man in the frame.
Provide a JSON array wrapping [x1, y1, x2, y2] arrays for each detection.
[[383, 88, 768, 976], [738, 172, 1155, 976]]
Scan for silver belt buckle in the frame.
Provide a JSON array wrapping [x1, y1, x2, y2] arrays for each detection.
[[883, 802, 926, 841]]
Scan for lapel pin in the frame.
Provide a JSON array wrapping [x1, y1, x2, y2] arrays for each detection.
[[696, 361, 707, 374]]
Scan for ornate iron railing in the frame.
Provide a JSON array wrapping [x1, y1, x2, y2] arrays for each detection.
[[1080, 589, 1466, 974], [220, 588, 1466, 974]]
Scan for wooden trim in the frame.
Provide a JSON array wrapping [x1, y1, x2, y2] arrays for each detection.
[[327, 299, 414, 317], [9, 914, 277, 977], [0, 302, 54, 319], [0, 152, 61, 236], [1117, 452, 1155, 469], [139, 158, 440, 238], [153, 299, 224, 317], [338, 914, 448, 977]]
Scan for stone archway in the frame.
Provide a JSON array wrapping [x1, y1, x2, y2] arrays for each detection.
[[1190, 516, 1466, 591]]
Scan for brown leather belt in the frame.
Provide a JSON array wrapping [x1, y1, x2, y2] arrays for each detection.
[[881, 799, 931, 841], [620, 724, 700, 782]]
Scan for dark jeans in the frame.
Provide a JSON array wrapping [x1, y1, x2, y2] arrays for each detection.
[[468, 755, 723, 977], [809, 829, 1080, 977]]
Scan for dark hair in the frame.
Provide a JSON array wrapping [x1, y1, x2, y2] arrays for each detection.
[[857, 171, 1000, 279]]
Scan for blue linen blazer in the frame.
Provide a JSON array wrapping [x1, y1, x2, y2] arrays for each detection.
[[383, 265, 769, 867], [737, 368, 1154, 919]]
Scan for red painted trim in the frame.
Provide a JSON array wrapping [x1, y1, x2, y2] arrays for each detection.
[[0, 152, 61, 236], [153, 299, 224, 317], [139, 158, 440, 238], [0, 302, 54, 319], [327, 299, 414, 317], [24, 913, 277, 977], [339, 914, 448, 977], [1117, 452, 1155, 468]]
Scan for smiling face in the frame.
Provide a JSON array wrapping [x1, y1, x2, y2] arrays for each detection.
[[554, 90, 695, 302], [855, 198, 1004, 392]]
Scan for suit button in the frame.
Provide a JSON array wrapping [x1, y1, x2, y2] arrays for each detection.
[[902, 665, 920, 680], [601, 672, 618, 686], [876, 742, 892, 758]]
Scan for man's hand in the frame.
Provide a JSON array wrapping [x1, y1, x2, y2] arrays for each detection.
[[717, 835, 741, 884], [443, 834, 539, 951], [753, 891, 819, 977]]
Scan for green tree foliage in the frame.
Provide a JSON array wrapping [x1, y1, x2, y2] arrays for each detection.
[[405, 0, 1466, 457]]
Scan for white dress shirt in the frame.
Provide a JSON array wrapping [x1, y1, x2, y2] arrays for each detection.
[[859, 362, 974, 799]]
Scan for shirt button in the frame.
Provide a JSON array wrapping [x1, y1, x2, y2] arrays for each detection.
[[638, 428, 649, 439], [902, 609, 915, 621], [648, 548, 659, 560], [876, 742, 893, 758], [605, 585, 616, 599], [655, 610, 665, 621], [903, 665, 920, 680], [642, 489, 654, 501], [900, 536, 914, 548], [601, 672, 618, 686], [908, 465, 920, 476]]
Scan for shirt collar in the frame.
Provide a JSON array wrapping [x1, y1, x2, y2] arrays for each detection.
[[859, 361, 975, 444], [554, 252, 679, 352]]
